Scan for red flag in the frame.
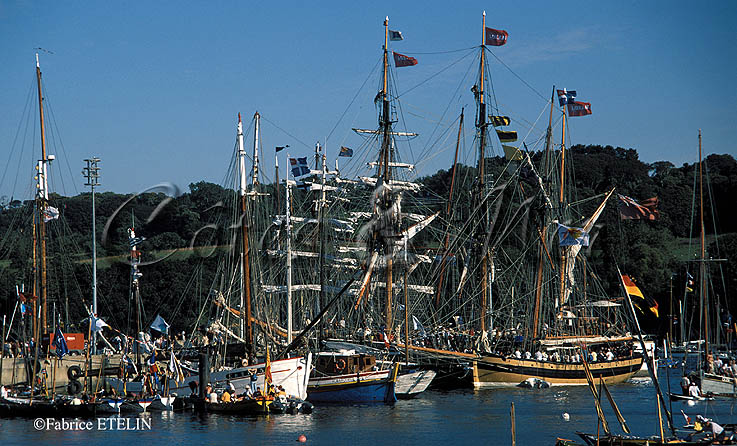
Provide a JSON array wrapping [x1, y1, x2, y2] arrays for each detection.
[[18, 293, 38, 302], [393, 52, 418, 67], [567, 101, 592, 116], [485, 27, 508, 46], [618, 194, 659, 220]]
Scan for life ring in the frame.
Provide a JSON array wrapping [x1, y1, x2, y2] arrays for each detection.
[[67, 365, 83, 380], [334, 358, 347, 373], [67, 379, 82, 395]]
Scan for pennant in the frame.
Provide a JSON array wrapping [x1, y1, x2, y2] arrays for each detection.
[[339, 146, 354, 157], [557, 223, 590, 246], [621, 275, 659, 317], [567, 101, 592, 117], [503, 145, 523, 161], [485, 27, 508, 46], [618, 194, 659, 220], [496, 129, 518, 143], [289, 157, 311, 177], [265, 344, 273, 385], [43, 206, 60, 222], [389, 30, 404, 41], [150, 314, 170, 334], [276, 145, 289, 152], [557, 89, 577, 106], [490, 115, 511, 127], [52, 327, 69, 358], [393, 51, 418, 67]]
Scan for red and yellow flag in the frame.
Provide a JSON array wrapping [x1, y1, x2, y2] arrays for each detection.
[[621, 275, 659, 317]]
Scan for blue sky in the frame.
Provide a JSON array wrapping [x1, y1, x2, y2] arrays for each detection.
[[1, 1, 735, 198]]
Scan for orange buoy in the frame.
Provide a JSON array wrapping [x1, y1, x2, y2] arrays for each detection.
[[297, 435, 307, 443]]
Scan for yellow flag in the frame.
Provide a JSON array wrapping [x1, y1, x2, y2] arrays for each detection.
[[503, 145, 523, 161]]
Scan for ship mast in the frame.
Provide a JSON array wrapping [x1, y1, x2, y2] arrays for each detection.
[[380, 16, 394, 332], [435, 109, 464, 307], [237, 113, 254, 356], [285, 163, 293, 344], [698, 129, 708, 356], [35, 53, 51, 336], [252, 112, 261, 187], [476, 12, 489, 333], [532, 88, 557, 338]]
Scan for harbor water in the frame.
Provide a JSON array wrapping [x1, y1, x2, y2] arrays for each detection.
[[3, 373, 736, 445]]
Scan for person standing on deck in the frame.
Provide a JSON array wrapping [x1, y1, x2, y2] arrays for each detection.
[[680, 375, 691, 396]]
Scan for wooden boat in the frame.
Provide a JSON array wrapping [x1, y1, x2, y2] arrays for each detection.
[[669, 392, 713, 402], [472, 353, 642, 387], [0, 396, 57, 417], [308, 353, 399, 403], [55, 397, 123, 416], [206, 396, 273, 415], [556, 432, 737, 446]]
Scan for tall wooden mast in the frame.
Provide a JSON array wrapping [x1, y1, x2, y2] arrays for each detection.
[[532, 88, 557, 338], [477, 12, 489, 333], [35, 54, 49, 335], [435, 109, 464, 306], [237, 113, 254, 356], [380, 16, 394, 333]]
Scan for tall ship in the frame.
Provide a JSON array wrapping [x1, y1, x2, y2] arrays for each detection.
[[425, 13, 643, 387]]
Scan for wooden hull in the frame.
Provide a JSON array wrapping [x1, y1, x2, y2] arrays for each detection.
[[472, 355, 642, 387], [557, 433, 724, 446], [206, 398, 272, 415], [308, 366, 398, 403]]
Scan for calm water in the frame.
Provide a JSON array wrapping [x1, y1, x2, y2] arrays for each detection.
[[3, 373, 737, 445]]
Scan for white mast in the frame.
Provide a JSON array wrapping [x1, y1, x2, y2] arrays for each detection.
[[252, 111, 260, 186], [237, 113, 247, 339], [285, 156, 293, 344], [83, 158, 101, 352]]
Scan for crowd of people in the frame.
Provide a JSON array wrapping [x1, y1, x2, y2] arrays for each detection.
[[705, 354, 737, 377], [198, 379, 287, 405]]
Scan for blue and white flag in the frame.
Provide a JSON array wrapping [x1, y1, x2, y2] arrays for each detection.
[[43, 206, 60, 222], [412, 315, 426, 336], [52, 327, 69, 358], [389, 30, 404, 41], [129, 236, 146, 248], [557, 89, 577, 106], [289, 157, 310, 177], [557, 223, 590, 246], [150, 314, 170, 334], [91, 315, 109, 332], [339, 146, 353, 157]]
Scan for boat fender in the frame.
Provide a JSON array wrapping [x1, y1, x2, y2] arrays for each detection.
[[67, 379, 82, 395], [67, 365, 83, 380], [334, 358, 347, 373]]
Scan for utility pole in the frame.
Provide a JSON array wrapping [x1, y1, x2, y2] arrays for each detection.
[[83, 157, 101, 353]]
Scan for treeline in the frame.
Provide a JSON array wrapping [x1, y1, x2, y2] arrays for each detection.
[[0, 146, 734, 336]]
